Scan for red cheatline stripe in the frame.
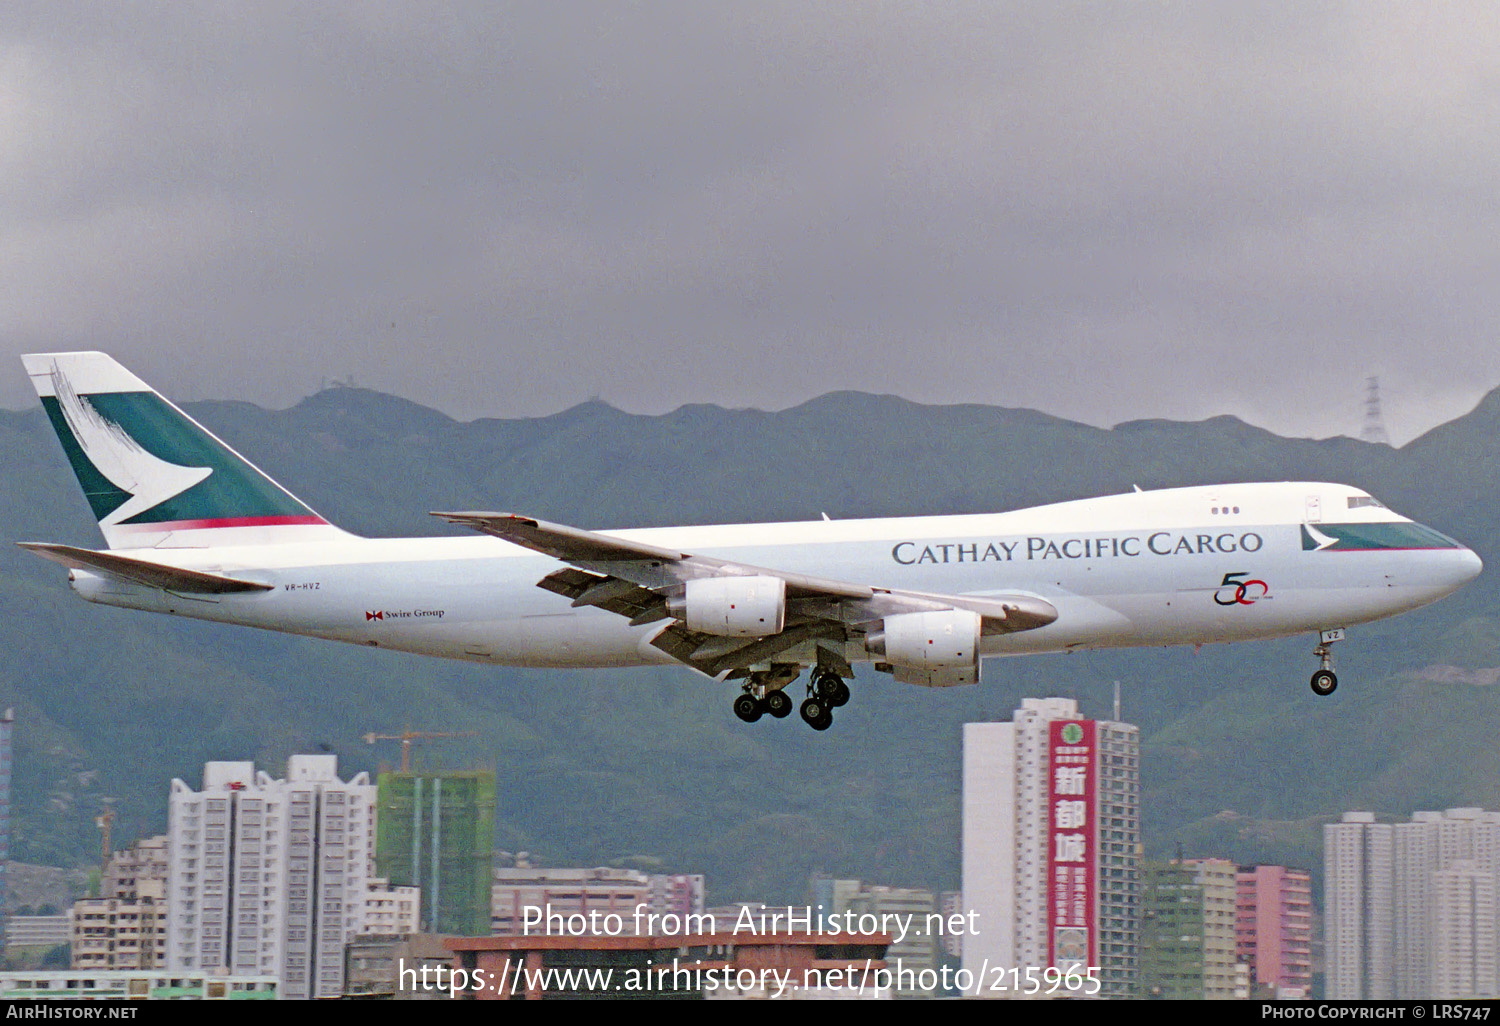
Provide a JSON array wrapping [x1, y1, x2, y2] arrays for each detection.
[[114, 515, 330, 531]]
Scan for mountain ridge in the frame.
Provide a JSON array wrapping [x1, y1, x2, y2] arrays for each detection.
[[3, 383, 1499, 902]]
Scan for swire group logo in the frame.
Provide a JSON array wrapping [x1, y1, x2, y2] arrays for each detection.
[[366, 610, 384, 621]]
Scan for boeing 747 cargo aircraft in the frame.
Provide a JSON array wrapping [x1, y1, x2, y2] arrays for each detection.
[[18, 352, 1483, 730]]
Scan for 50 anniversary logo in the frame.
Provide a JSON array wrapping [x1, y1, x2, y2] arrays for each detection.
[[1213, 571, 1269, 606]]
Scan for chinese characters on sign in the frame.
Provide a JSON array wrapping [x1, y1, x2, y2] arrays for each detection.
[[1048, 719, 1095, 968]]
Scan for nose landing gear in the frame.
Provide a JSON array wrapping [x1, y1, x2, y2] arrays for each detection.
[[1310, 628, 1344, 696]]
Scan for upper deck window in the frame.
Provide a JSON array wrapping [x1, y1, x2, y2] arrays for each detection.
[[1347, 496, 1385, 509]]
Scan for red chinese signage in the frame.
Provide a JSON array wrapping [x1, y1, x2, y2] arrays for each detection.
[[1047, 719, 1096, 968]]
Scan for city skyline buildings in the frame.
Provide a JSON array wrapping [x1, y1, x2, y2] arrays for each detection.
[[1237, 864, 1314, 998], [166, 756, 378, 999], [490, 864, 707, 938], [23, 724, 1500, 1001], [0, 709, 12, 942], [1139, 860, 1205, 1000], [1329, 807, 1500, 1000], [962, 697, 1141, 999], [1191, 858, 1239, 1000], [811, 877, 941, 998], [71, 834, 170, 971]]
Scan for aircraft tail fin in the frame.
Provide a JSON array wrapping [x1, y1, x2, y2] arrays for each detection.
[[23, 351, 347, 549]]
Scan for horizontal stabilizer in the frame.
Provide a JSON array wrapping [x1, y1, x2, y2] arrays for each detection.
[[16, 542, 274, 594]]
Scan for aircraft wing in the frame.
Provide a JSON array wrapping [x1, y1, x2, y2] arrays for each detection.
[[433, 511, 1056, 677], [17, 542, 274, 594]]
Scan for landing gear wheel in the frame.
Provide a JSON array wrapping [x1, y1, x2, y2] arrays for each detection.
[[1310, 632, 1342, 697], [733, 694, 764, 722], [764, 690, 793, 718], [1310, 670, 1338, 697], [800, 697, 833, 730], [814, 671, 848, 707]]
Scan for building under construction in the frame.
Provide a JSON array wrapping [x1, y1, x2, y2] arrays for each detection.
[[374, 770, 496, 937]]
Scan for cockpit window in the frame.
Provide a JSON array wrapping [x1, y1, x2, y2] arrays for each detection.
[[1347, 496, 1386, 509], [1303, 521, 1461, 551]]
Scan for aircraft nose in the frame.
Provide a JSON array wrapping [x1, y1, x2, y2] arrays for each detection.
[[1439, 545, 1484, 593], [1461, 547, 1484, 583]]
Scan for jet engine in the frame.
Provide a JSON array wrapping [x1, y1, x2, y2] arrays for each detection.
[[865, 609, 981, 686], [671, 575, 787, 637]]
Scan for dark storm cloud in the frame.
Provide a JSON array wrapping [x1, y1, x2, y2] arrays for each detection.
[[4, 3, 1499, 442]]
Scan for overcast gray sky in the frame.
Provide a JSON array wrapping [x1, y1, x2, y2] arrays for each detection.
[[4, 3, 1499, 443]]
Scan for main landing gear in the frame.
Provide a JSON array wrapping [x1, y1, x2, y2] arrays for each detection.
[[732, 665, 799, 723], [1310, 628, 1345, 696], [800, 667, 850, 731], [730, 662, 851, 731]]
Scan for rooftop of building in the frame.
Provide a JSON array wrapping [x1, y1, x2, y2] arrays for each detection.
[[447, 931, 891, 953]]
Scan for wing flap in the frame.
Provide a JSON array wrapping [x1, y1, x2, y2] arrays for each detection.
[[649, 620, 844, 677], [17, 542, 274, 594], [537, 568, 667, 624]]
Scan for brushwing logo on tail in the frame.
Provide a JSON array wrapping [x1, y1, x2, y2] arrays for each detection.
[[49, 365, 212, 525]]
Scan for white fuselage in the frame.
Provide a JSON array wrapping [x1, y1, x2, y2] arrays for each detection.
[[65, 482, 1482, 678]]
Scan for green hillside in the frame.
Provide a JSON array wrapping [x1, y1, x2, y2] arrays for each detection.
[[3, 386, 1499, 903]]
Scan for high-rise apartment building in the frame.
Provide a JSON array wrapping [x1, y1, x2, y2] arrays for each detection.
[[1431, 861, 1497, 998], [649, 873, 708, 920], [491, 865, 707, 936], [72, 835, 171, 970], [1190, 858, 1240, 999], [962, 697, 1140, 998], [1324, 813, 1393, 999], [1237, 864, 1314, 998], [1393, 813, 1435, 999], [167, 756, 377, 999], [939, 892, 964, 958], [1140, 861, 1203, 1000], [71, 899, 166, 970], [374, 770, 495, 936], [812, 878, 940, 997], [0, 709, 13, 940], [103, 835, 170, 901], [1332, 808, 1500, 999], [362, 877, 422, 937], [1138, 857, 1238, 1000]]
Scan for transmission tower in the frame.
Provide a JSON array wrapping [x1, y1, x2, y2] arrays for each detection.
[[1361, 376, 1390, 445]]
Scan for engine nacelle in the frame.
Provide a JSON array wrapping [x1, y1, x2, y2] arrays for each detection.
[[672, 575, 787, 637], [866, 609, 981, 686]]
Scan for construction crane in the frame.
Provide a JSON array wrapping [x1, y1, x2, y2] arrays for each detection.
[[361, 729, 478, 772]]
